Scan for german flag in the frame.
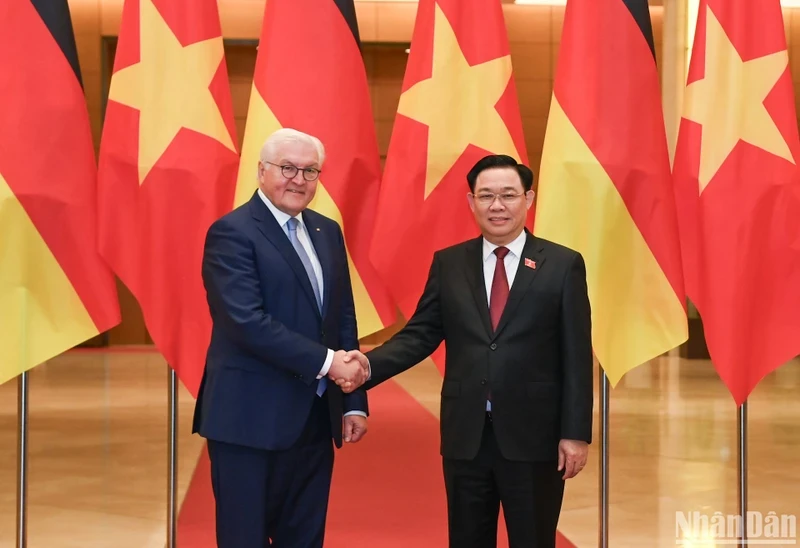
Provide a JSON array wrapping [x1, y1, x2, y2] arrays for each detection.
[[673, 0, 800, 404], [97, 0, 239, 396], [369, 0, 528, 360], [534, 0, 687, 385], [0, 0, 120, 385], [235, 0, 396, 338]]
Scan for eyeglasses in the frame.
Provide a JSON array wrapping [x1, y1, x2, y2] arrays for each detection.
[[471, 192, 526, 205], [263, 161, 321, 182]]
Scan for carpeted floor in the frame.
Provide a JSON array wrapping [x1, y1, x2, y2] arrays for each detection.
[[177, 380, 576, 547]]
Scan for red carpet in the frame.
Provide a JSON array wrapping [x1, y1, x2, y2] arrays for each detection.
[[177, 380, 576, 547], [176, 441, 215, 547]]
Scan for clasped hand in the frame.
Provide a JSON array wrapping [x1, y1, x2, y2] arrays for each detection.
[[327, 350, 369, 393]]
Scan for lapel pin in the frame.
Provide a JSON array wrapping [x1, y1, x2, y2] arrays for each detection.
[[316, 228, 320, 232], [525, 258, 536, 270]]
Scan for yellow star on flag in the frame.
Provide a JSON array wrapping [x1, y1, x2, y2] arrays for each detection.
[[683, 5, 794, 192], [398, 2, 520, 199], [107, 0, 235, 184]]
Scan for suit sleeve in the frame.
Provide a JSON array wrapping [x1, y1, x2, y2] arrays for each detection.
[[334, 224, 369, 415], [201, 217, 327, 383], [559, 252, 593, 443], [364, 253, 445, 388]]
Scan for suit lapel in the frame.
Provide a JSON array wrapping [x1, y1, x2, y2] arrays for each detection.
[[463, 237, 493, 339], [248, 193, 321, 318], [492, 231, 546, 340], [303, 213, 332, 318]]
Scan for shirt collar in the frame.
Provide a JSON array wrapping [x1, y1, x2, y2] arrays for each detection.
[[258, 188, 304, 230], [482, 230, 527, 262]]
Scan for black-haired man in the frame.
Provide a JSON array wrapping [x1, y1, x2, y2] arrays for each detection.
[[341, 154, 593, 547]]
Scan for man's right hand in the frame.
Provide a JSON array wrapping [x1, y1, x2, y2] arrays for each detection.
[[328, 350, 368, 393]]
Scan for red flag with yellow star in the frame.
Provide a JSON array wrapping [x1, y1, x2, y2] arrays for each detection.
[[370, 0, 528, 361], [0, 0, 120, 385], [97, 0, 239, 396], [234, 0, 396, 339], [673, 0, 800, 405]]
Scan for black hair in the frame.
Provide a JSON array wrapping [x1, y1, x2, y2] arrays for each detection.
[[466, 154, 534, 193]]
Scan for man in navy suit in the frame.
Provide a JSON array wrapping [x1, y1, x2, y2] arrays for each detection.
[[192, 128, 370, 548]]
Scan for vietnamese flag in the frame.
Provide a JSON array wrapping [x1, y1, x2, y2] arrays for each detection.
[[534, 0, 687, 386], [97, 0, 239, 396], [234, 0, 397, 338], [0, 0, 120, 385], [673, 0, 800, 405], [369, 0, 528, 366]]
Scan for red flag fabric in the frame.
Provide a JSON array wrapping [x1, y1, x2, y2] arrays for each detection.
[[0, 0, 120, 385], [97, 0, 239, 396], [673, 0, 800, 404]]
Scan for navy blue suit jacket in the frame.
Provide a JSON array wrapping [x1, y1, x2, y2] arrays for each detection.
[[192, 191, 368, 451]]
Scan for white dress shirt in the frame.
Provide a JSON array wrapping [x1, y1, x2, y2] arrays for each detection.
[[481, 230, 527, 411]]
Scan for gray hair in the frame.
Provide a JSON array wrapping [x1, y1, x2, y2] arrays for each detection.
[[259, 128, 326, 176]]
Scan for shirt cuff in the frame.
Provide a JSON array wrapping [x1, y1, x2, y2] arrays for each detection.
[[344, 411, 367, 418], [318, 349, 334, 379]]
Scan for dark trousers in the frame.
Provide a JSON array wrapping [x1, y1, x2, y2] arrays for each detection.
[[443, 415, 565, 548], [207, 394, 334, 548]]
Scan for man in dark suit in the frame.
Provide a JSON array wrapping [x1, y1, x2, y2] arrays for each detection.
[[341, 154, 593, 548], [192, 128, 370, 548]]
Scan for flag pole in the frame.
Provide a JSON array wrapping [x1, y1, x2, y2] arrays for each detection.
[[17, 371, 29, 548], [167, 367, 178, 548], [737, 400, 748, 544], [599, 369, 609, 548]]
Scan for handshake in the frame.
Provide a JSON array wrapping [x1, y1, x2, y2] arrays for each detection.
[[327, 349, 370, 393]]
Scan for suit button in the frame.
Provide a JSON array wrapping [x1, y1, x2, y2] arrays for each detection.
[[490, 343, 497, 350], [481, 379, 487, 385], [321, 331, 325, 338], [298, 374, 304, 379]]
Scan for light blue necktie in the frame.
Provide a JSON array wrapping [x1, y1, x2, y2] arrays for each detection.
[[287, 217, 326, 396]]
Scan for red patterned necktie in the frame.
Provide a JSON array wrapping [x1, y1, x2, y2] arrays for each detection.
[[489, 246, 510, 331]]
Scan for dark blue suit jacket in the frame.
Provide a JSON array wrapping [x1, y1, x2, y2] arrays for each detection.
[[192, 191, 368, 451]]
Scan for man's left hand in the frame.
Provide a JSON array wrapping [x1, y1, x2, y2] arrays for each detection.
[[557, 439, 588, 479], [343, 415, 368, 443]]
